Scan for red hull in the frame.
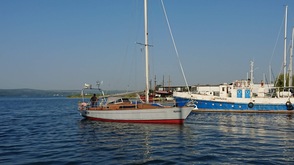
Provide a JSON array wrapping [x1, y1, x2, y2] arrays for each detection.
[[86, 116, 185, 124]]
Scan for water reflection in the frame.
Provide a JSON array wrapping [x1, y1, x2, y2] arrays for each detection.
[[186, 112, 294, 163], [188, 112, 294, 135], [77, 119, 195, 164]]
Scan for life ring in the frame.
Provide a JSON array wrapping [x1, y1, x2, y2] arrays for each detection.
[[286, 101, 293, 110], [248, 102, 254, 108]]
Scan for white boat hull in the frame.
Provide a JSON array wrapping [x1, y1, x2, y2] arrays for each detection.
[[79, 107, 193, 124]]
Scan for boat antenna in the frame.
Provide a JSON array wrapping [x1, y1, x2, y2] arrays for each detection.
[[96, 81, 105, 97], [96, 80, 103, 89], [161, 0, 190, 94]]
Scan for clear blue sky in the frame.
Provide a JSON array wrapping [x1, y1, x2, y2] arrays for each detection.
[[1, 0, 294, 90]]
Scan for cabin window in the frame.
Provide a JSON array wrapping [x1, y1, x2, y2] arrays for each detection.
[[116, 99, 123, 103], [109, 99, 123, 104], [222, 87, 225, 92], [122, 98, 130, 102]]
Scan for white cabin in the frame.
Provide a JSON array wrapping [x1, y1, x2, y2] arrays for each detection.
[[193, 80, 277, 99]]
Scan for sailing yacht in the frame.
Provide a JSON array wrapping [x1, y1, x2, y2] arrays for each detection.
[[78, 0, 194, 124]]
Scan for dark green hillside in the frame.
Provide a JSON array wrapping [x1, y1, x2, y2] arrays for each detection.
[[0, 89, 80, 97], [0, 89, 135, 98]]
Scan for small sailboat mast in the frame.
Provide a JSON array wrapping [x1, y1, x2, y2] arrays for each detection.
[[144, 0, 150, 103], [283, 5, 288, 88], [290, 27, 294, 87]]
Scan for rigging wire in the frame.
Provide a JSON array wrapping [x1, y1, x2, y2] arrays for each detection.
[[160, 0, 191, 94], [269, 15, 285, 82]]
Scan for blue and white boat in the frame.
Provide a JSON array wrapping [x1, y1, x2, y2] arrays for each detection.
[[173, 5, 294, 112], [173, 79, 294, 112]]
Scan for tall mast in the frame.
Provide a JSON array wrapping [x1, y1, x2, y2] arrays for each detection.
[[162, 75, 165, 88], [154, 75, 157, 93], [269, 65, 271, 83], [283, 5, 288, 88], [144, 0, 149, 103], [168, 75, 171, 92], [290, 27, 294, 87]]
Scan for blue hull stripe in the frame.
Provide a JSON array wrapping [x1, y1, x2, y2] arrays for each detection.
[[174, 97, 289, 111]]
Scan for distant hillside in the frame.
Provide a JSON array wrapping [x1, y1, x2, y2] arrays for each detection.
[[0, 89, 136, 98], [0, 89, 80, 97]]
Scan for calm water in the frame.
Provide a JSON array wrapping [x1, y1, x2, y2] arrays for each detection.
[[0, 97, 294, 165]]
